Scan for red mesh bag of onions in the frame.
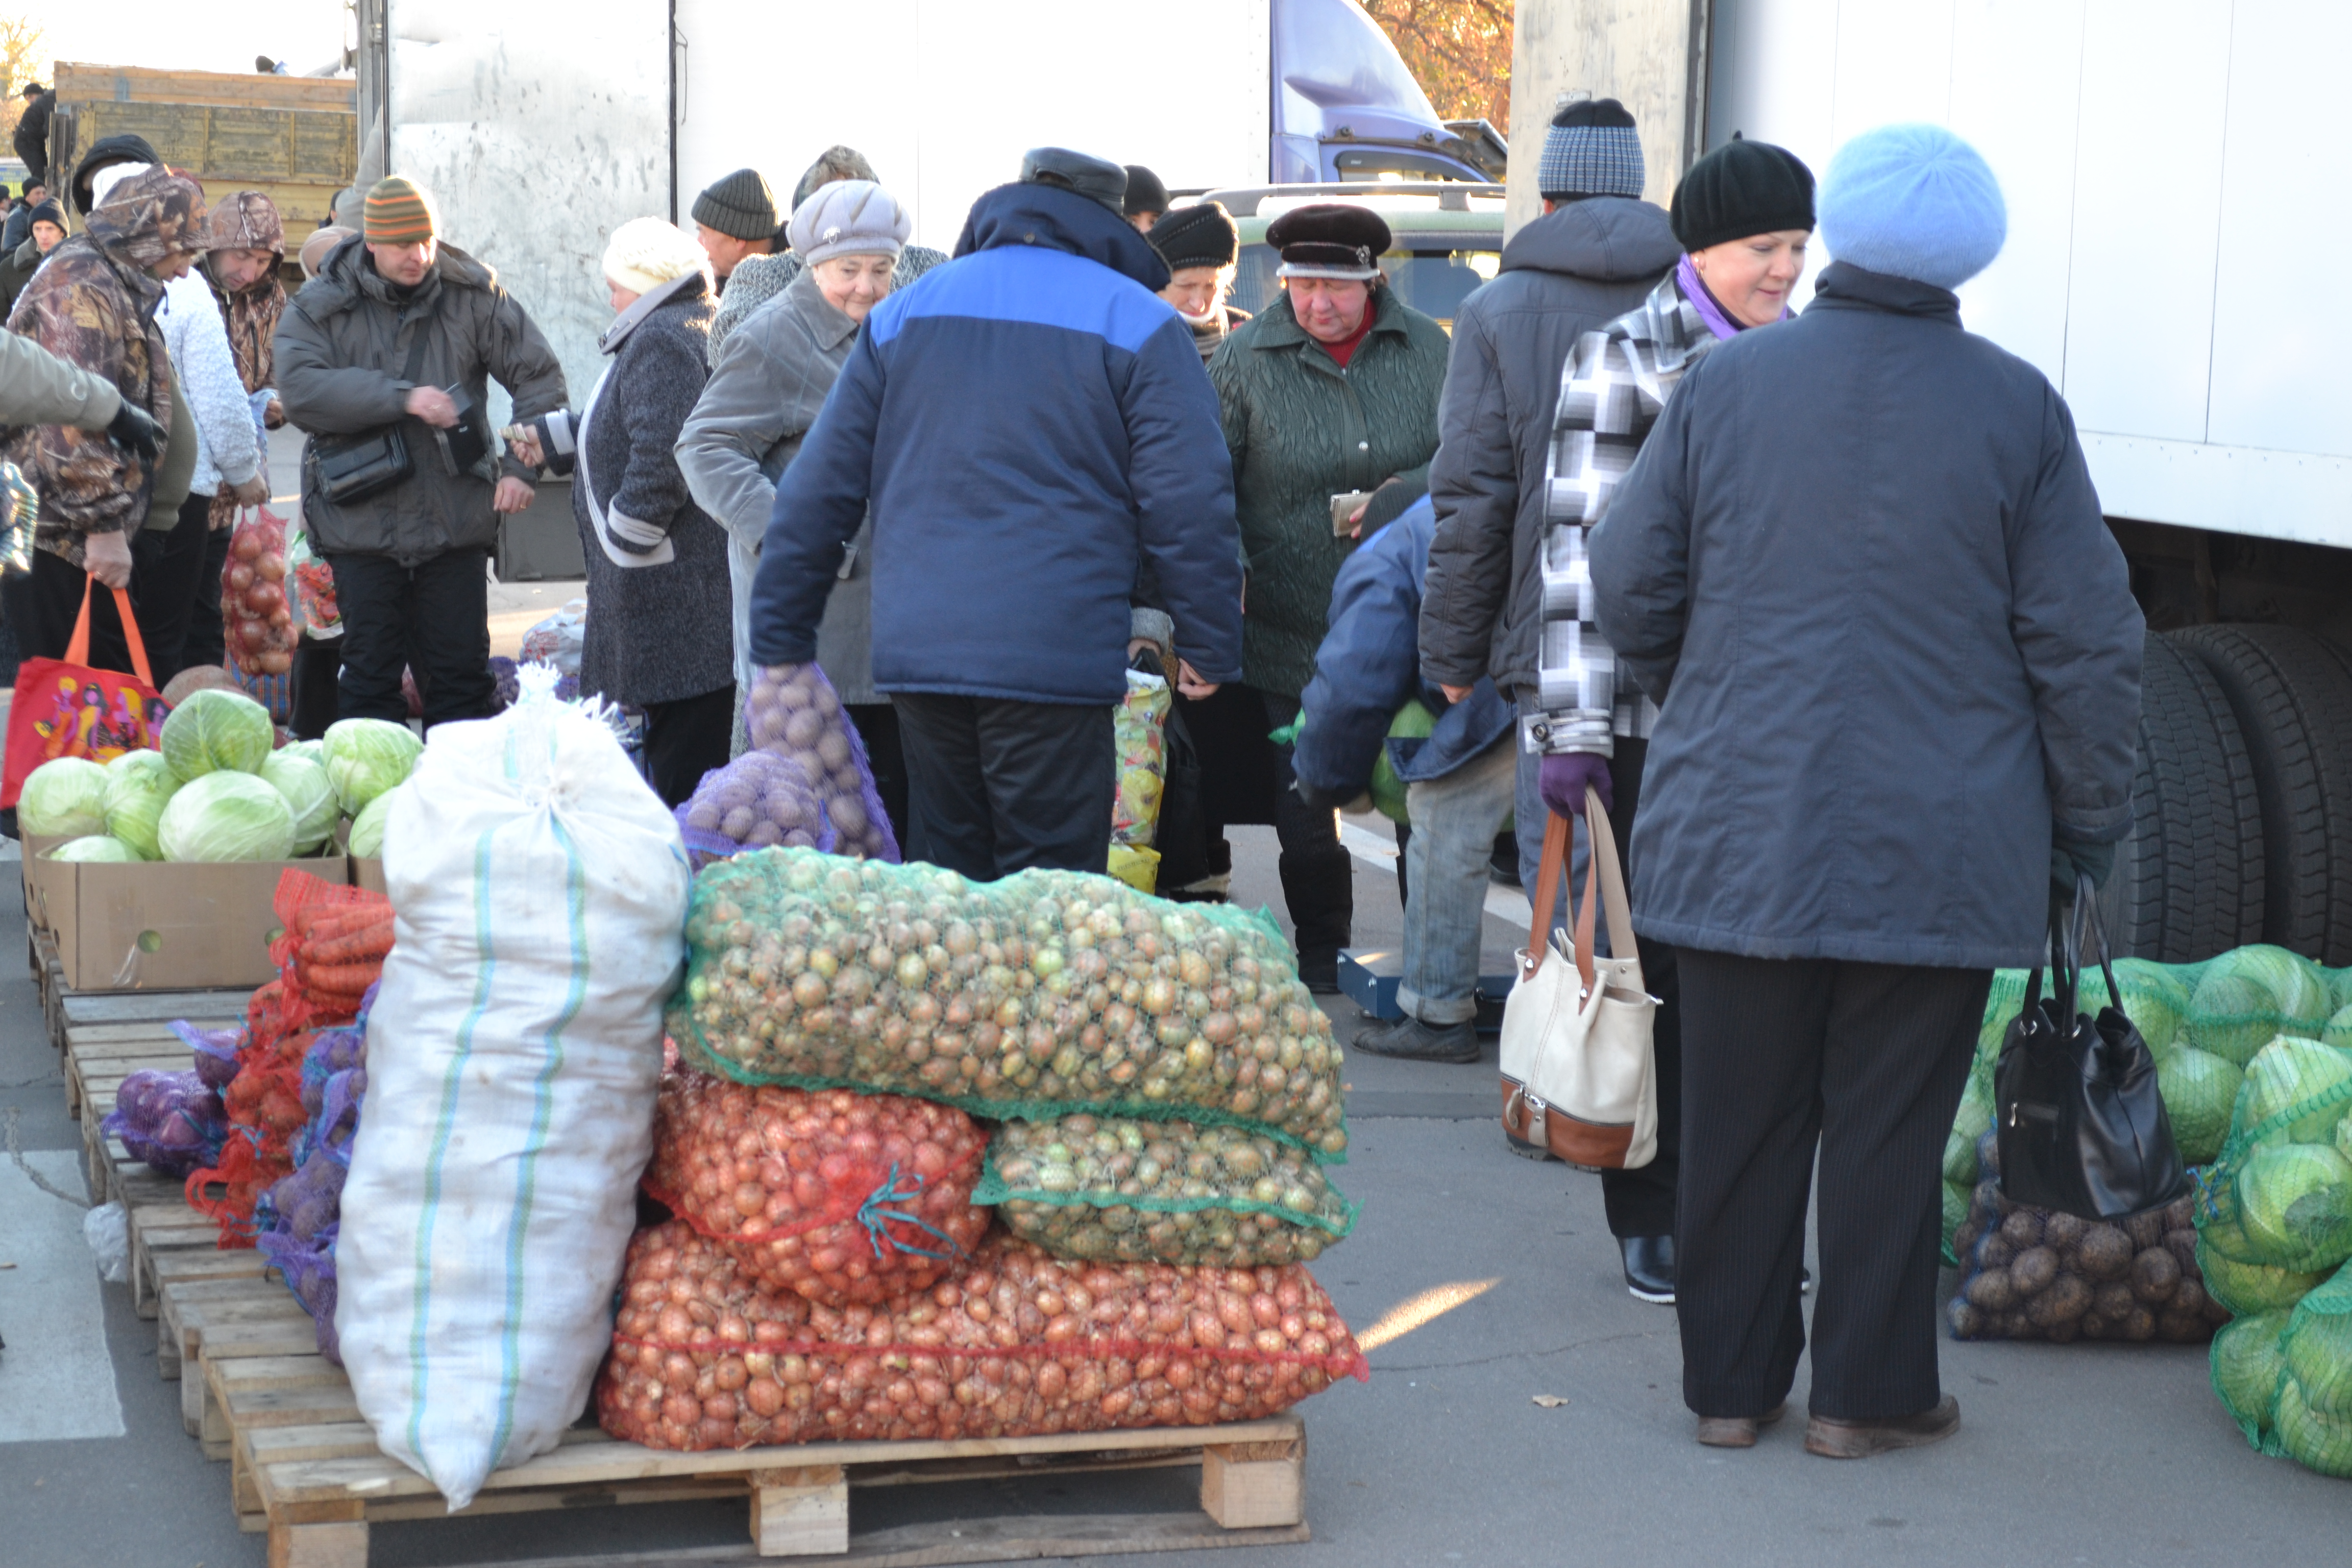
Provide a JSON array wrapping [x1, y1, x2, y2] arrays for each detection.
[[642, 1075, 989, 1306], [221, 508, 298, 677], [675, 751, 836, 871], [744, 663, 898, 862], [598, 1225, 1367, 1451]]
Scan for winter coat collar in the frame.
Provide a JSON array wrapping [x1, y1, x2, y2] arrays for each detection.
[[1246, 283, 1413, 357], [302, 235, 496, 317], [601, 268, 710, 354], [1500, 197, 1681, 283], [951, 182, 1172, 293], [1807, 260, 1963, 325], [780, 267, 861, 353]]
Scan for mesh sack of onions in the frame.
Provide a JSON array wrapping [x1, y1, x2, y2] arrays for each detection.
[[643, 1075, 988, 1306], [100, 1069, 228, 1177], [743, 663, 897, 861], [596, 1224, 1367, 1451], [674, 751, 835, 871], [670, 850, 1349, 1161], [222, 509, 297, 677], [173, 1020, 243, 1091]]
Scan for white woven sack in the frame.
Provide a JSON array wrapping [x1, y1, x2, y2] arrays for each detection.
[[335, 670, 690, 1509]]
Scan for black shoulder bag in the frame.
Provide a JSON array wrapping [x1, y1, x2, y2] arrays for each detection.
[[312, 314, 434, 504], [1995, 875, 2191, 1219]]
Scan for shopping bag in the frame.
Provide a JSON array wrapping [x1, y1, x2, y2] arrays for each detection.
[[3, 577, 167, 806], [1498, 792, 1658, 1169], [1995, 876, 2191, 1220]]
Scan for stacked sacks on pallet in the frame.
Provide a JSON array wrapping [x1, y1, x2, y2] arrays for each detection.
[[256, 990, 372, 1364], [100, 1068, 229, 1178]]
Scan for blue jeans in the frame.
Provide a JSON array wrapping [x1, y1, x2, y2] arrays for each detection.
[[1398, 740, 1517, 1026]]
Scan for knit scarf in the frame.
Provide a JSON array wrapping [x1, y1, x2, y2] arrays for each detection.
[[1675, 253, 1791, 341], [1182, 308, 1228, 361]]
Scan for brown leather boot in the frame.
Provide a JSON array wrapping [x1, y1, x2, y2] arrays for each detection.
[[1804, 1394, 1961, 1458], [1695, 1402, 1787, 1449]]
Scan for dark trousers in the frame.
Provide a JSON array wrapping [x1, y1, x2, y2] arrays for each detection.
[[183, 520, 233, 671], [128, 492, 213, 681], [289, 635, 342, 740], [1256, 688, 1352, 962], [2, 544, 136, 673], [642, 684, 737, 808], [1673, 950, 1990, 1422], [1596, 737, 1681, 1240], [845, 701, 913, 858], [326, 548, 494, 728], [893, 691, 1113, 882]]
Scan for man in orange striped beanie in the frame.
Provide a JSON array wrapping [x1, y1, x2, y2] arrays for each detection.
[[274, 174, 568, 727]]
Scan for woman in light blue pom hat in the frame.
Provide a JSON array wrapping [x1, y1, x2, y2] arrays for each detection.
[[1586, 122, 2144, 1459]]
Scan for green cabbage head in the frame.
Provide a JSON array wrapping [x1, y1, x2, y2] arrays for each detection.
[[160, 688, 274, 781], [102, 749, 179, 860], [18, 756, 112, 838], [157, 770, 296, 863], [322, 719, 421, 816], [259, 751, 336, 855]]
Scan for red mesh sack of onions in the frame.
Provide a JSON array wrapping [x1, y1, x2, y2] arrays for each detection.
[[744, 663, 898, 862], [675, 751, 836, 871], [597, 1224, 1367, 1451], [642, 1075, 989, 1306], [221, 509, 297, 677]]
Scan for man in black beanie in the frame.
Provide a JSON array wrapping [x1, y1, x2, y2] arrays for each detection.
[[1123, 164, 1170, 234], [692, 167, 781, 292]]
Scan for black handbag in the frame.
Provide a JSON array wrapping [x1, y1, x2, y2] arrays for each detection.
[[312, 316, 435, 504], [1995, 876, 2190, 1219]]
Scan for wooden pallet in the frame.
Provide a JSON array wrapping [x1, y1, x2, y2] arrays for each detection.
[[132, 1198, 238, 1317]]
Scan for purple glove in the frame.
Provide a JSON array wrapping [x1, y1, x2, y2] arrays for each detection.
[[1539, 751, 1614, 819]]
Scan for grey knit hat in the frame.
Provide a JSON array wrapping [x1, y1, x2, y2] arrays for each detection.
[[692, 167, 780, 240], [788, 180, 910, 268], [1540, 98, 1646, 202]]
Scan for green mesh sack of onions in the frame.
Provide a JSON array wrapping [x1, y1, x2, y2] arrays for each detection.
[[669, 849, 1349, 1160], [974, 1112, 1357, 1267]]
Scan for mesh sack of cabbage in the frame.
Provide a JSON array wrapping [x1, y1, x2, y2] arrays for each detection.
[[641, 1074, 989, 1307], [173, 1020, 242, 1091], [974, 1114, 1357, 1268], [2193, 1034, 2352, 1282], [99, 1070, 229, 1178], [744, 663, 898, 862], [1949, 1133, 2222, 1343], [596, 1224, 1368, 1451], [669, 850, 1349, 1162], [674, 751, 836, 871]]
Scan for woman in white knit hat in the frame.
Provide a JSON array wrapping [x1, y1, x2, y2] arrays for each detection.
[[518, 215, 734, 804], [676, 179, 917, 844]]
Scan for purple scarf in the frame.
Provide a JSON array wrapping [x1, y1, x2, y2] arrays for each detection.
[[1675, 253, 1788, 340]]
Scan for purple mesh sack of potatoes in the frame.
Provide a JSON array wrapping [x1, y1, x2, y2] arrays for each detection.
[[742, 663, 899, 861], [674, 750, 838, 870]]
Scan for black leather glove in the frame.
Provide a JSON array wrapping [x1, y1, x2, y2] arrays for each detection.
[[105, 400, 164, 461], [2051, 838, 2116, 899]]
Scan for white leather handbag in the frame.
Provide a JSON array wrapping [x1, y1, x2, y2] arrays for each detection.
[[1499, 789, 1659, 1169]]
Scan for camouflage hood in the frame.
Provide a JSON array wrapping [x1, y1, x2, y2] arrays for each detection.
[[83, 167, 208, 271], [205, 189, 284, 257]]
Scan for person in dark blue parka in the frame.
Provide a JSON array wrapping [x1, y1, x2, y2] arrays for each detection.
[[1589, 125, 2142, 1457], [748, 148, 1244, 881]]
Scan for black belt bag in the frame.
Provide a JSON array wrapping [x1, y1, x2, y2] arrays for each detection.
[[312, 320, 434, 505]]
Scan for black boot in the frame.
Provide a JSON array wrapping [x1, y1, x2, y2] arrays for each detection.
[[1621, 1235, 1676, 1304], [1353, 1014, 1478, 1064]]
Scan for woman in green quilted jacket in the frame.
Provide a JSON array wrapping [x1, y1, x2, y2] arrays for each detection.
[[1207, 203, 1450, 989]]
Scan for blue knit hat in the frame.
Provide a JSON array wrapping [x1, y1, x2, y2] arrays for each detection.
[[1818, 124, 2006, 290], [1539, 98, 1644, 202]]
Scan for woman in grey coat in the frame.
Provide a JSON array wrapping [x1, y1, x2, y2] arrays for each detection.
[[675, 179, 914, 844], [519, 218, 731, 806], [1589, 126, 2142, 1458]]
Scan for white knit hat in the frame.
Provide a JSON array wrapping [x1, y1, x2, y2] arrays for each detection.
[[787, 180, 910, 269], [602, 216, 709, 296]]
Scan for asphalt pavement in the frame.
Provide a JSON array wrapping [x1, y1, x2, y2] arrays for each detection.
[[3, 822, 2345, 1566]]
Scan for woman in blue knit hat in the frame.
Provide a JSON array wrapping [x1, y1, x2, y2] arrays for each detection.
[[1518, 133, 1816, 1310], [1587, 124, 2142, 1458]]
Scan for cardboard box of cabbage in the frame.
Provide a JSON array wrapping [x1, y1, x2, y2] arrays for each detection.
[[15, 690, 421, 991]]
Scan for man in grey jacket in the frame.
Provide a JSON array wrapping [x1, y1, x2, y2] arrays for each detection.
[[275, 176, 566, 727]]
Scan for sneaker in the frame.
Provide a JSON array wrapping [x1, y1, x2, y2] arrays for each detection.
[[1352, 1014, 1479, 1063], [1621, 1235, 1676, 1304]]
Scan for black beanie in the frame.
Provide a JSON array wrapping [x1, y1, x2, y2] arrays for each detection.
[[1123, 164, 1170, 219], [1670, 137, 1816, 253], [692, 168, 780, 241], [1147, 202, 1238, 272]]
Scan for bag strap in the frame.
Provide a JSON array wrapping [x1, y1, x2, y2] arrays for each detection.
[[396, 302, 435, 388], [1523, 790, 1636, 995], [65, 573, 156, 688], [2070, 869, 2123, 1015], [1577, 788, 1638, 970]]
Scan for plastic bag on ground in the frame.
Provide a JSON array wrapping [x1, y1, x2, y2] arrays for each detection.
[[84, 1201, 129, 1283], [669, 849, 1348, 1160], [743, 663, 898, 861], [1112, 670, 1170, 851], [334, 667, 691, 1510], [595, 1224, 1366, 1451], [642, 1075, 988, 1306], [976, 1113, 1356, 1267]]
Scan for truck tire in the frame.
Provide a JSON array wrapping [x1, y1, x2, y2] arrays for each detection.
[[2170, 624, 2352, 964], [2098, 635, 2264, 961]]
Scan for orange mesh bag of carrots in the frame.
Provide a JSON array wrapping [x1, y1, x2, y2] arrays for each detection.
[[270, 868, 393, 1027], [596, 1224, 1367, 1451], [187, 1024, 314, 1243], [642, 1075, 990, 1307]]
